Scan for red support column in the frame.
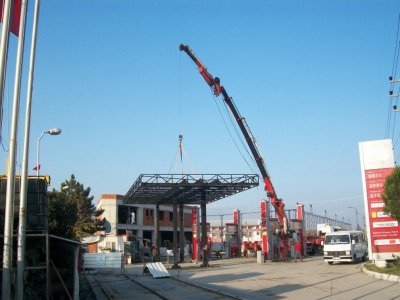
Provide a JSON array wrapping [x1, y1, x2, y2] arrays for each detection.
[[191, 207, 200, 262], [296, 203, 305, 256]]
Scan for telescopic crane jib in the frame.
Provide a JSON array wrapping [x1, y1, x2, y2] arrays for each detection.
[[179, 43, 291, 257]]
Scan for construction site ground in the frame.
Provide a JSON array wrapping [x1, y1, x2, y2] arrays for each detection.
[[83, 256, 400, 299]]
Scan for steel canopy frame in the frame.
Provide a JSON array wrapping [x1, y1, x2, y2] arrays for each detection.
[[124, 174, 259, 205]]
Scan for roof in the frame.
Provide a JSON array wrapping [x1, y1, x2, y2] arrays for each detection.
[[124, 174, 259, 205], [325, 231, 365, 235], [81, 235, 102, 244]]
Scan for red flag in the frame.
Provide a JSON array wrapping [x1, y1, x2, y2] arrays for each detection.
[[0, 0, 22, 36], [32, 164, 40, 171]]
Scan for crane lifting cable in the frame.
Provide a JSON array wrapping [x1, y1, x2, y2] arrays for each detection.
[[210, 89, 258, 174], [179, 43, 291, 258], [220, 96, 259, 171], [168, 133, 196, 175], [179, 133, 183, 164], [169, 54, 196, 175]]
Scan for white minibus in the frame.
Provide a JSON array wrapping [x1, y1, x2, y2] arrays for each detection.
[[323, 231, 368, 264]]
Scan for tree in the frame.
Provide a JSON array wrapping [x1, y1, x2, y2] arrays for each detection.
[[48, 174, 104, 240], [382, 166, 400, 222], [48, 189, 77, 239]]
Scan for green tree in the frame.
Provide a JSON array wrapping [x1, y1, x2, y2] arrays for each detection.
[[48, 174, 104, 240], [382, 166, 400, 222]]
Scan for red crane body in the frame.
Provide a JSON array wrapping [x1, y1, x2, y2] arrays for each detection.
[[179, 44, 290, 255]]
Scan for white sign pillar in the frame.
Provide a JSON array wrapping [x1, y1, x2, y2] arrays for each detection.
[[359, 139, 400, 261]]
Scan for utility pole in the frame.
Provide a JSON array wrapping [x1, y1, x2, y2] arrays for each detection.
[[220, 215, 224, 243], [349, 207, 360, 230]]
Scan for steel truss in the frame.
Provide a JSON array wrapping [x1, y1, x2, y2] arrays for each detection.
[[124, 174, 259, 205]]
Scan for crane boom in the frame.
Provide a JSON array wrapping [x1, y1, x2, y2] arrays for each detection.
[[179, 44, 289, 238]]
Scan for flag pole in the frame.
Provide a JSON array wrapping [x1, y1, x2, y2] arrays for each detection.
[[0, 0, 14, 138], [0, 0, 20, 298], [13, 0, 28, 298], [16, 0, 41, 296]]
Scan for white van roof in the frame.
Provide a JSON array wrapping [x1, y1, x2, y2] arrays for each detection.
[[325, 230, 364, 235]]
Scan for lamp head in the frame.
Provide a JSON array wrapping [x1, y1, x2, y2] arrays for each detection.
[[48, 128, 62, 135]]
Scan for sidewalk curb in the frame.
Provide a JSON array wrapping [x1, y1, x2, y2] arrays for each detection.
[[362, 265, 400, 283]]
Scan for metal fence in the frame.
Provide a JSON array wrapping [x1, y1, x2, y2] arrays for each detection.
[[304, 211, 351, 234], [208, 208, 352, 236]]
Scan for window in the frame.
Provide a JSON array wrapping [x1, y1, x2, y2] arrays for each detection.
[[351, 234, 359, 243], [118, 205, 137, 224], [131, 212, 136, 224], [117, 205, 129, 224], [169, 212, 173, 222], [159, 211, 164, 220], [325, 234, 350, 244], [145, 209, 149, 217]]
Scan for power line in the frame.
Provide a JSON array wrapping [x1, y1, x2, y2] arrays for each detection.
[[386, 13, 400, 161], [301, 195, 363, 204], [391, 13, 400, 82]]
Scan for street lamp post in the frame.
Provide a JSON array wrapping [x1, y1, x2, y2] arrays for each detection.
[[348, 206, 360, 230], [36, 128, 61, 176]]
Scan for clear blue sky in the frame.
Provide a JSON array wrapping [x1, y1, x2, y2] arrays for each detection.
[[1, 1, 399, 228]]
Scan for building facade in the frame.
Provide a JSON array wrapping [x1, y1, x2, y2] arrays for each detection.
[[86, 194, 193, 256]]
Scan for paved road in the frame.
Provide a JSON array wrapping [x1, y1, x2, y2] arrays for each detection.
[[86, 256, 400, 299]]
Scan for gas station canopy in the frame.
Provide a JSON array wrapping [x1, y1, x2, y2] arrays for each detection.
[[124, 174, 259, 205]]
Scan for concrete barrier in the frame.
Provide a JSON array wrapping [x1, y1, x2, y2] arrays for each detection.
[[362, 263, 400, 283]]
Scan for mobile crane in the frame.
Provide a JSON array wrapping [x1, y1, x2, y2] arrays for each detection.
[[179, 44, 290, 258]]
